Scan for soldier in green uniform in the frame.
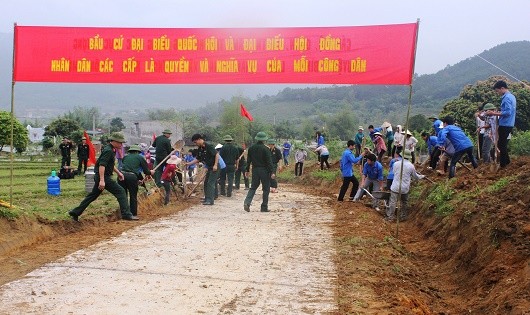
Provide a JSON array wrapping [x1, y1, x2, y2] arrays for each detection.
[[219, 135, 240, 197], [267, 138, 283, 193], [68, 133, 138, 222], [244, 132, 274, 212], [59, 137, 73, 168], [153, 129, 173, 186], [186, 134, 219, 205], [77, 137, 89, 174], [119, 144, 154, 217], [234, 143, 249, 190]]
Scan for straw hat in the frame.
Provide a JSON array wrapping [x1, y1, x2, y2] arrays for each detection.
[[166, 155, 181, 165]]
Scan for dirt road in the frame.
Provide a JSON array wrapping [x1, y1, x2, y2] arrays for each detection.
[[0, 185, 337, 314]]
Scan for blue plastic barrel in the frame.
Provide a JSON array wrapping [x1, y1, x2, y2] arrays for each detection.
[[47, 170, 61, 196]]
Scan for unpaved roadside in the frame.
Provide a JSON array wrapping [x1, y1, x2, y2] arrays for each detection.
[[0, 185, 337, 314]]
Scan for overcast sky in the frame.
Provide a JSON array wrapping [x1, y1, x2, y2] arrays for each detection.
[[2, 0, 529, 75]]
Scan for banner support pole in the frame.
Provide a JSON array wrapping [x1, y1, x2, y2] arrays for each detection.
[[395, 18, 421, 239], [9, 23, 17, 207]]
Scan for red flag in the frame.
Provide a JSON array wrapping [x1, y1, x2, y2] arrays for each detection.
[[83, 131, 97, 167], [240, 104, 253, 121], [152, 133, 156, 144]]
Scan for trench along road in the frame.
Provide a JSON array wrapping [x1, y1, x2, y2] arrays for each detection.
[[0, 185, 337, 314]]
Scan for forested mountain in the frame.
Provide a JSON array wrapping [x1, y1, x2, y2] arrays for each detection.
[[224, 41, 530, 127]]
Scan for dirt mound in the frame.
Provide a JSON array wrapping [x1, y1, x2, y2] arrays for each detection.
[[289, 156, 529, 313]]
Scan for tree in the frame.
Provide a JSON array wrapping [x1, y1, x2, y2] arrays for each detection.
[[43, 118, 81, 139], [147, 108, 179, 121], [407, 114, 432, 133], [63, 106, 101, 130], [0, 111, 29, 153], [441, 76, 530, 135], [327, 108, 356, 140], [273, 121, 296, 140], [110, 117, 126, 132]]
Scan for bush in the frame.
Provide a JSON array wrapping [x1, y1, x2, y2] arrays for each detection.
[[509, 131, 530, 156]]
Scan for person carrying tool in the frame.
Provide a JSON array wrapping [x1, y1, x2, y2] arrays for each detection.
[[153, 129, 173, 186], [353, 153, 384, 210], [160, 155, 181, 205], [385, 149, 425, 222], [436, 116, 478, 178], [338, 140, 365, 202], [119, 144, 154, 216]]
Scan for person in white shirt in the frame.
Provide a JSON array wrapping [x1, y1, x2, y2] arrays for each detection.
[[385, 149, 424, 222], [403, 130, 418, 164], [294, 147, 308, 176]]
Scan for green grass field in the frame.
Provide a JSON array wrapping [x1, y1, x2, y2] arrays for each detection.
[[0, 159, 119, 221]]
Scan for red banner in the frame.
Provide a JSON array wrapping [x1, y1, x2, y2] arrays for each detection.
[[240, 104, 253, 121], [14, 23, 417, 85], [83, 131, 96, 167]]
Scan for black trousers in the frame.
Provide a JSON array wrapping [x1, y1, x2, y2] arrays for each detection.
[[78, 158, 88, 173], [429, 147, 441, 169], [338, 176, 359, 201], [295, 162, 304, 176], [119, 172, 140, 216], [498, 126, 512, 167], [320, 155, 330, 170], [70, 175, 132, 218]]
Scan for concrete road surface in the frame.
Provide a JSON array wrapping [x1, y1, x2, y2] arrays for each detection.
[[0, 185, 337, 314]]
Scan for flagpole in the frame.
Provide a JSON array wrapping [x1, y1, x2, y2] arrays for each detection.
[[395, 18, 421, 239], [9, 23, 17, 207]]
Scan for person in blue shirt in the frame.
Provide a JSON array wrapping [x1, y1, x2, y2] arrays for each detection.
[[428, 115, 444, 136], [338, 140, 365, 201], [487, 80, 516, 168], [437, 116, 478, 178], [386, 151, 402, 190], [184, 149, 196, 183], [353, 153, 384, 210], [315, 131, 325, 164], [421, 132, 441, 169], [368, 125, 383, 142], [282, 140, 291, 166]]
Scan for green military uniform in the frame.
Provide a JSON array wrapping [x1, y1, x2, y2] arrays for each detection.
[[235, 146, 249, 190], [119, 145, 151, 216], [244, 132, 273, 212], [153, 130, 173, 185], [197, 141, 219, 204], [69, 133, 135, 221], [59, 140, 72, 167], [268, 139, 283, 189], [77, 141, 89, 174], [219, 135, 240, 197]]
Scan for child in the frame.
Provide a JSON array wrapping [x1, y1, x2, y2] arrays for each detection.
[[161, 155, 181, 205]]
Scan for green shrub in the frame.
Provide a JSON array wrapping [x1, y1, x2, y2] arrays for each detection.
[[311, 169, 340, 182], [427, 180, 455, 216], [509, 131, 530, 156]]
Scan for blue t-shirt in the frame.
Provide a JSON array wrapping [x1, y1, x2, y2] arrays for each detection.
[[499, 91, 516, 127], [433, 120, 443, 136], [436, 125, 473, 152], [425, 136, 438, 154], [283, 142, 291, 156], [387, 157, 402, 180], [340, 149, 362, 177], [184, 154, 196, 169], [363, 161, 384, 181], [317, 135, 325, 146]]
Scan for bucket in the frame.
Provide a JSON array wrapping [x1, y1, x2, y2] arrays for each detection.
[[47, 170, 60, 196], [85, 166, 95, 193]]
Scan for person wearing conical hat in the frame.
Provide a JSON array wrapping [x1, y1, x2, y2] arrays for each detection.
[[118, 145, 154, 216], [385, 149, 425, 222], [153, 129, 173, 186], [68, 133, 138, 222], [244, 132, 274, 212], [402, 129, 418, 164], [219, 135, 240, 197]]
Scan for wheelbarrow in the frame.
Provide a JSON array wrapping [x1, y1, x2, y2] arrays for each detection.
[[362, 189, 393, 215]]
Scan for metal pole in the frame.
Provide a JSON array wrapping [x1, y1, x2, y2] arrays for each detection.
[[9, 23, 17, 207], [395, 19, 421, 239]]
